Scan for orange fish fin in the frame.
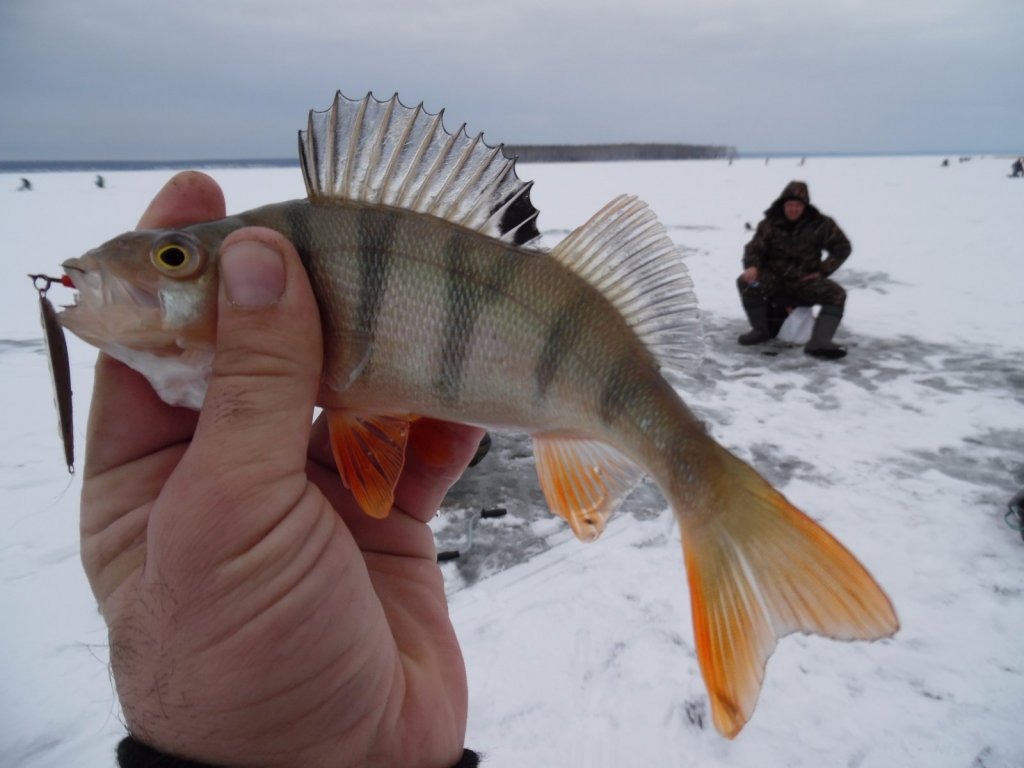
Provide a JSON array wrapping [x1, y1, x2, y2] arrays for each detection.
[[533, 435, 643, 542], [326, 410, 412, 519], [679, 442, 899, 738]]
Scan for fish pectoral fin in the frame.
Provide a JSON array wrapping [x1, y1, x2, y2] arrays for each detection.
[[679, 441, 899, 739], [326, 410, 412, 519], [533, 435, 643, 542]]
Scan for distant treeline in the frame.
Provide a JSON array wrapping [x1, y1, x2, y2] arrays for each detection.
[[0, 144, 738, 174], [504, 143, 735, 163], [0, 159, 300, 173]]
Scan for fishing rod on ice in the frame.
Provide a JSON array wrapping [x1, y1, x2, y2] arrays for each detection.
[[437, 507, 508, 562], [1006, 489, 1024, 543]]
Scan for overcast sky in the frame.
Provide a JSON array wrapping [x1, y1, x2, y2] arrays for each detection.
[[1, 0, 1021, 160]]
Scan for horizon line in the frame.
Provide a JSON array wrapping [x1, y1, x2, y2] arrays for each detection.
[[1, 148, 1020, 173]]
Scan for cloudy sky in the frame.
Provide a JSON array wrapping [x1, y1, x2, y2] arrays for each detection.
[[1, 0, 1021, 160]]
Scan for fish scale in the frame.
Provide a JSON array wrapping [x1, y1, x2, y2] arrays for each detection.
[[55, 89, 898, 738]]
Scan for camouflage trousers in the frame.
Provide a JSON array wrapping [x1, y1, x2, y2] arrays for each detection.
[[736, 270, 847, 310]]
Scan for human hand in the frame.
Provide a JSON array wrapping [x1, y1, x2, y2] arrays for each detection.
[[740, 266, 759, 284], [80, 171, 484, 767]]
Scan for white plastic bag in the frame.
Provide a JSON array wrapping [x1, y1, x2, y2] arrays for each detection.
[[776, 306, 815, 344]]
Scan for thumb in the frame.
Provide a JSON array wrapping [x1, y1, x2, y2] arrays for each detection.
[[188, 227, 323, 493]]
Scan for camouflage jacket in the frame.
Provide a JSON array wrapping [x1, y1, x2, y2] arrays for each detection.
[[742, 181, 851, 281]]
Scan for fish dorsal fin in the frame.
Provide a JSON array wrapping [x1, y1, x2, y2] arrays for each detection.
[[299, 91, 542, 247], [533, 435, 644, 542], [550, 195, 703, 377]]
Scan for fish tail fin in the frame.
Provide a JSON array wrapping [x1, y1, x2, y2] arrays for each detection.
[[676, 441, 898, 738]]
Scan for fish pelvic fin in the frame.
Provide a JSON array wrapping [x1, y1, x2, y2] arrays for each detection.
[[679, 441, 899, 738], [551, 196, 703, 379], [534, 435, 643, 542], [326, 410, 412, 519], [299, 91, 541, 247]]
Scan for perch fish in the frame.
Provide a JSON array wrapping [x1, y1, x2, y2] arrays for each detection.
[[56, 91, 898, 737]]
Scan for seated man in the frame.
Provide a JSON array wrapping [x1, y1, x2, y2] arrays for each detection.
[[736, 180, 851, 359]]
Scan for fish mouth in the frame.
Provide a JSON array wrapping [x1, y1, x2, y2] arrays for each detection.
[[62, 261, 160, 311], [58, 260, 168, 347]]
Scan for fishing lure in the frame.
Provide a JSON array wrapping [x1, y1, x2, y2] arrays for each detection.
[[30, 273, 75, 473]]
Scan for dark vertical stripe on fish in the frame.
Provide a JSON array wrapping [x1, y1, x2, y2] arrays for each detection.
[[535, 293, 587, 398], [435, 234, 523, 405], [281, 202, 317, 269], [598, 354, 637, 426], [356, 206, 396, 371]]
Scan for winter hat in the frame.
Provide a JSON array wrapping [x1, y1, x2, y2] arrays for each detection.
[[779, 181, 810, 205]]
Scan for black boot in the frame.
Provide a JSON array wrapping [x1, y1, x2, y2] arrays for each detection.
[[738, 301, 771, 345], [804, 306, 847, 359], [468, 432, 492, 467]]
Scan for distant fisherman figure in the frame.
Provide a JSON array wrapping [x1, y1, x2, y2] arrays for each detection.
[[95, 174, 105, 189], [18, 177, 32, 191], [736, 180, 851, 359]]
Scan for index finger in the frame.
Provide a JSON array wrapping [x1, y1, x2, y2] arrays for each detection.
[[137, 170, 227, 230], [83, 172, 226, 478]]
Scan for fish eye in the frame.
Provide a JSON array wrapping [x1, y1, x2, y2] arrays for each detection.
[[151, 235, 204, 277], [155, 244, 188, 269]]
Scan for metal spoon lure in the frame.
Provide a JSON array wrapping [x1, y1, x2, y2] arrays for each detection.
[[29, 273, 75, 473]]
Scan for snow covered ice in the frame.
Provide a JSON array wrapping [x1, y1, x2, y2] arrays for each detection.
[[2, 156, 1022, 767]]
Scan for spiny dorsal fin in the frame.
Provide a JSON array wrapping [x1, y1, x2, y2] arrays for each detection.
[[299, 91, 541, 247], [551, 195, 703, 377]]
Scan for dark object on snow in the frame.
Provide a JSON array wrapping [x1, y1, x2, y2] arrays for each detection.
[[1011, 158, 1024, 178], [18, 177, 32, 191], [941, 159, 950, 167], [740, 292, 801, 345], [803, 305, 847, 359], [744, 222, 753, 231], [437, 507, 508, 561], [738, 299, 772, 346], [468, 431, 491, 467], [95, 174, 105, 188], [739, 297, 845, 358], [737, 181, 850, 356], [1007, 490, 1024, 542]]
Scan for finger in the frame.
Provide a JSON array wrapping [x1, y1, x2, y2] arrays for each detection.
[[309, 415, 485, 524], [178, 227, 323, 511], [83, 356, 198, 479], [84, 171, 224, 478], [307, 415, 484, 520], [307, 414, 484, 557], [138, 170, 226, 229], [394, 419, 486, 522]]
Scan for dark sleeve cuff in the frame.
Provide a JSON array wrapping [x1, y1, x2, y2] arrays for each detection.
[[117, 737, 215, 767], [118, 736, 480, 767]]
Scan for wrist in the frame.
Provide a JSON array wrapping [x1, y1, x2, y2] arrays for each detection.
[[117, 736, 481, 767]]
